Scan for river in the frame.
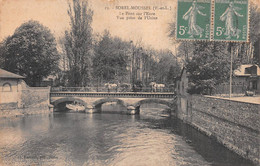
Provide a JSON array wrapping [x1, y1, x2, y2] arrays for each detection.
[[0, 104, 255, 166]]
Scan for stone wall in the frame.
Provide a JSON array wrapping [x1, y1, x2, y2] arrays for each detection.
[[0, 103, 52, 117], [178, 95, 260, 165], [21, 87, 50, 107], [0, 83, 52, 117]]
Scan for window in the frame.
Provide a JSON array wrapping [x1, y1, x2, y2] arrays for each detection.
[[2, 83, 12, 92], [245, 67, 250, 74], [252, 80, 257, 90], [250, 66, 257, 75]]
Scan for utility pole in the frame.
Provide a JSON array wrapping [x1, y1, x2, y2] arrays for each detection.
[[229, 44, 233, 98]]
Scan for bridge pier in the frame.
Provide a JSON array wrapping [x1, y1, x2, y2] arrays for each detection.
[[126, 105, 139, 115], [85, 104, 98, 113], [135, 105, 141, 114]]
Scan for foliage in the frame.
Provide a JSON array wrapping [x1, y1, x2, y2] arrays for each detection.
[[149, 50, 181, 84], [186, 41, 230, 94], [248, 4, 260, 64], [168, 22, 176, 40], [0, 41, 5, 67], [93, 30, 129, 83], [167, 64, 181, 84], [0, 20, 59, 86], [63, 0, 93, 86]]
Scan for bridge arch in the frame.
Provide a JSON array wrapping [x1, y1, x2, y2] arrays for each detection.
[[93, 98, 127, 109], [134, 99, 174, 111], [52, 97, 87, 108]]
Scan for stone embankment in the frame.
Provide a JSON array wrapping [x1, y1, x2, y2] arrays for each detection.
[[0, 86, 53, 118], [176, 94, 259, 165]]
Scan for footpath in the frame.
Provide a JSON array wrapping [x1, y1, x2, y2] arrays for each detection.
[[223, 96, 260, 105]]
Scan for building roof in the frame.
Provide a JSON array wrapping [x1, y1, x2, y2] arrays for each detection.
[[0, 68, 25, 79], [234, 64, 260, 76]]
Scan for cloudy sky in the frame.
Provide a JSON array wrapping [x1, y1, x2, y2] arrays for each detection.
[[0, 0, 177, 51]]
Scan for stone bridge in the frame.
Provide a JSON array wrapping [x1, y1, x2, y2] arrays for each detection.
[[50, 92, 176, 114]]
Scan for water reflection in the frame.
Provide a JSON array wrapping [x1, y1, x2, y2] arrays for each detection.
[[0, 104, 255, 166]]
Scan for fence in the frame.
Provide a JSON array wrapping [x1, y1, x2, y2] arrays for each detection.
[[213, 83, 247, 96], [51, 86, 175, 93]]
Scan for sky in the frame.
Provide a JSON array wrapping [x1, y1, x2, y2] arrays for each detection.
[[0, 0, 177, 52], [0, 0, 259, 52]]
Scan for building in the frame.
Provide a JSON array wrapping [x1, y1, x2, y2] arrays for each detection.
[[0, 68, 25, 105], [233, 64, 260, 94], [176, 67, 189, 96], [0, 68, 53, 117], [175, 67, 190, 120]]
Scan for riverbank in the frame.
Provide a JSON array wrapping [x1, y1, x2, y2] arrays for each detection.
[[0, 101, 53, 118], [0, 81, 52, 118], [176, 94, 260, 165]]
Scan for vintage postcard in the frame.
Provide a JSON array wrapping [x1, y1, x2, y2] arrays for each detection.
[[0, 0, 259, 165]]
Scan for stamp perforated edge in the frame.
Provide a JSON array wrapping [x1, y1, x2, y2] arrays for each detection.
[[175, 0, 250, 43], [175, 0, 211, 42], [210, 0, 215, 41], [210, 0, 250, 43]]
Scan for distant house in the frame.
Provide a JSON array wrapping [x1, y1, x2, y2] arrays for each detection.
[[0, 69, 25, 105], [233, 64, 260, 94]]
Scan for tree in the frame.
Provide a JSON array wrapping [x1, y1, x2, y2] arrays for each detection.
[[1, 20, 59, 86], [63, 0, 93, 86], [247, 4, 260, 64], [147, 49, 180, 84], [186, 41, 231, 94], [167, 64, 181, 84], [93, 31, 129, 83], [0, 41, 5, 67]]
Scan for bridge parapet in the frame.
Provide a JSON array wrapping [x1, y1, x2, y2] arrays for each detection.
[[50, 91, 176, 114], [51, 87, 174, 93], [50, 92, 175, 99]]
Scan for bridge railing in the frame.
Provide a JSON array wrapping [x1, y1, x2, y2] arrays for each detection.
[[51, 87, 175, 93]]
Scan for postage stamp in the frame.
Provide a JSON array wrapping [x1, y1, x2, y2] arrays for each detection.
[[213, 0, 249, 42], [176, 0, 211, 40]]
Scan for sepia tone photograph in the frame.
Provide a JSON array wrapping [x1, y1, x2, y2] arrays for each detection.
[[0, 0, 259, 165]]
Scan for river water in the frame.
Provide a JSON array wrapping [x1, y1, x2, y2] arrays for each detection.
[[0, 104, 255, 166]]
